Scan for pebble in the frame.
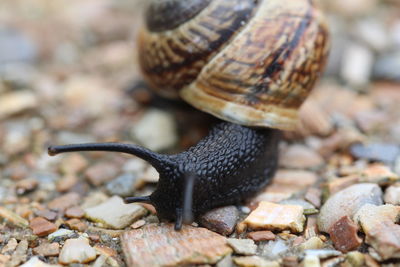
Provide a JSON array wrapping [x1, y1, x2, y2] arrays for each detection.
[[304, 249, 342, 260], [47, 192, 81, 211], [65, 206, 85, 218], [105, 173, 137, 197], [93, 244, 118, 258], [354, 204, 400, 260], [29, 217, 57, 237], [345, 251, 365, 267], [66, 218, 88, 232], [384, 184, 400, 205], [34, 210, 57, 221], [59, 237, 97, 264], [32, 242, 60, 256], [301, 255, 320, 267], [341, 42, 374, 88], [131, 108, 177, 151], [8, 239, 28, 266], [358, 164, 399, 185], [81, 191, 109, 209], [280, 199, 318, 215], [0, 91, 38, 119], [84, 195, 147, 229], [48, 229, 75, 242], [56, 175, 78, 192], [297, 98, 334, 137], [247, 231, 276, 242], [85, 162, 119, 186], [199, 206, 239, 236], [328, 216, 362, 252], [244, 201, 305, 233], [318, 183, 383, 233], [131, 219, 146, 229], [59, 153, 88, 175], [20, 256, 59, 267], [279, 145, 324, 169], [1, 238, 18, 254], [15, 178, 38, 195], [227, 238, 257, 256], [259, 238, 289, 260], [233, 256, 279, 267], [299, 237, 324, 251], [0, 207, 29, 228], [350, 143, 400, 164], [373, 52, 400, 82], [139, 166, 160, 183], [305, 188, 322, 208], [121, 224, 232, 267]]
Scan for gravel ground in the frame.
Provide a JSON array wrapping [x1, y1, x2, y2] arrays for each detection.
[[0, 0, 400, 266]]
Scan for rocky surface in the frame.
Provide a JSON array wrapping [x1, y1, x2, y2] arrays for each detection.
[[0, 0, 399, 266]]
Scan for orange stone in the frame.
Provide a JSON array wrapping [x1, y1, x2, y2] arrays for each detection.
[[29, 217, 57, 237], [328, 216, 362, 252], [247, 231, 276, 242]]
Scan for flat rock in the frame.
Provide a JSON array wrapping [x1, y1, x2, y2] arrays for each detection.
[[247, 231, 276, 242], [47, 192, 81, 211], [0, 91, 38, 119], [121, 224, 232, 267], [227, 239, 257, 256], [84, 195, 147, 229], [29, 217, 57, 237], [33, 242, 60, 257], [350, 143, 400, 164], [131, 108, 177, 151], [244, 201, 305, 233], [354, 204, 400, 260], [384, 184, 400, 205], [0, 207, 29, 228], [48, 229, 75, 242], [328, 216, 362, 252], [20, 256, 59, 267], [65, 218, 87, 232], [199, 206, 239, 236], [59, 237, 97, 264], [233, 256, 279, 267], [85, 162, 119, 186], [318, 183, 383, 233], [279, 145, 324, 169]]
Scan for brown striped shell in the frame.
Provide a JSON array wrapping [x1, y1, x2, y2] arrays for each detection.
[[138, 0, 330, 130]]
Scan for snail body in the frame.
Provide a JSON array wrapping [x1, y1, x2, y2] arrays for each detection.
[[48, 0, 329, 230]]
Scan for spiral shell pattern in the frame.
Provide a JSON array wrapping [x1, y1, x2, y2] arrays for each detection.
[[138, 0, 330, 130]]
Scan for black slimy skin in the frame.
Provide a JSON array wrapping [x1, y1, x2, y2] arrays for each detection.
[[48, 122, 280, 230]]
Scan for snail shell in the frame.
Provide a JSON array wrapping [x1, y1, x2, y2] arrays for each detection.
[[138, 0, 330, 130]]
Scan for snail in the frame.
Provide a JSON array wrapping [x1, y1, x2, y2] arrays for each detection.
[[48, 0, 329, 230]]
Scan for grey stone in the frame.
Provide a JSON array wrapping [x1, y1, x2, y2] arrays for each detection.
[[105, 173, 137, 197], [199, 206, 239, 236], [350, 143, 400, 164], [227, 238, 257, 256]]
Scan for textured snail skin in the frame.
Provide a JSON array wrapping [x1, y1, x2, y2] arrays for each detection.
[[48, 122, 280, 230]]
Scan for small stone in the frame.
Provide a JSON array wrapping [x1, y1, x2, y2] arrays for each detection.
[[318, 183, 383, 233], [81, 192, 109, 209], [384, 184, 400, 205], [373, 52, 400, 82], [354, 204, 400, 260], [56, 175, 78, 192], [297, 98, 334, 137], [85, 162, 119, 186], [35, 210, 57, 221], [66, 218, 88, 232], [199, 206, 239, 236], [59, 237, 97, 264], [227, 239, 257, 256], [131, 219, 146, 229], [359, 164, 399, 185], [139, 166, 159, 183], [105, 173, 137, 197], [345, 251, 365, 267], [59, 153, 88, 175], [29, 217, 57, 237], [305, 188, 322, 208], [299, 237, 324, 251], [233, 256, 279, 267], [304, 249, 342, 259], [33, 242, 60, 256], [259, 238, 289, 259], [280, 199, 318, 215], [121, 224, 232, 267], [131, 108, 177, 151], [84, 195, 147, 229], [47, 192, 81, 211], [328, 216, 362, 252], [65, 206, 84, 218], [247, 231, 276, 242], [20, 256, 59, 267], [244, 201, 305, 233], [1, 238, 18, 254], [0, 254, 10, 265], [350, 143, 400, 164], [0, 207, 29, 228], [301, 255, 320, 267], [279, 145, 324, 169], [341, 42, 374, 87], [48, 229, 75, 242], [8, 239, 28, 266], [15, 178, 38, 195], [0, 91, 38, 119], [93, 244, 118, 258]]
